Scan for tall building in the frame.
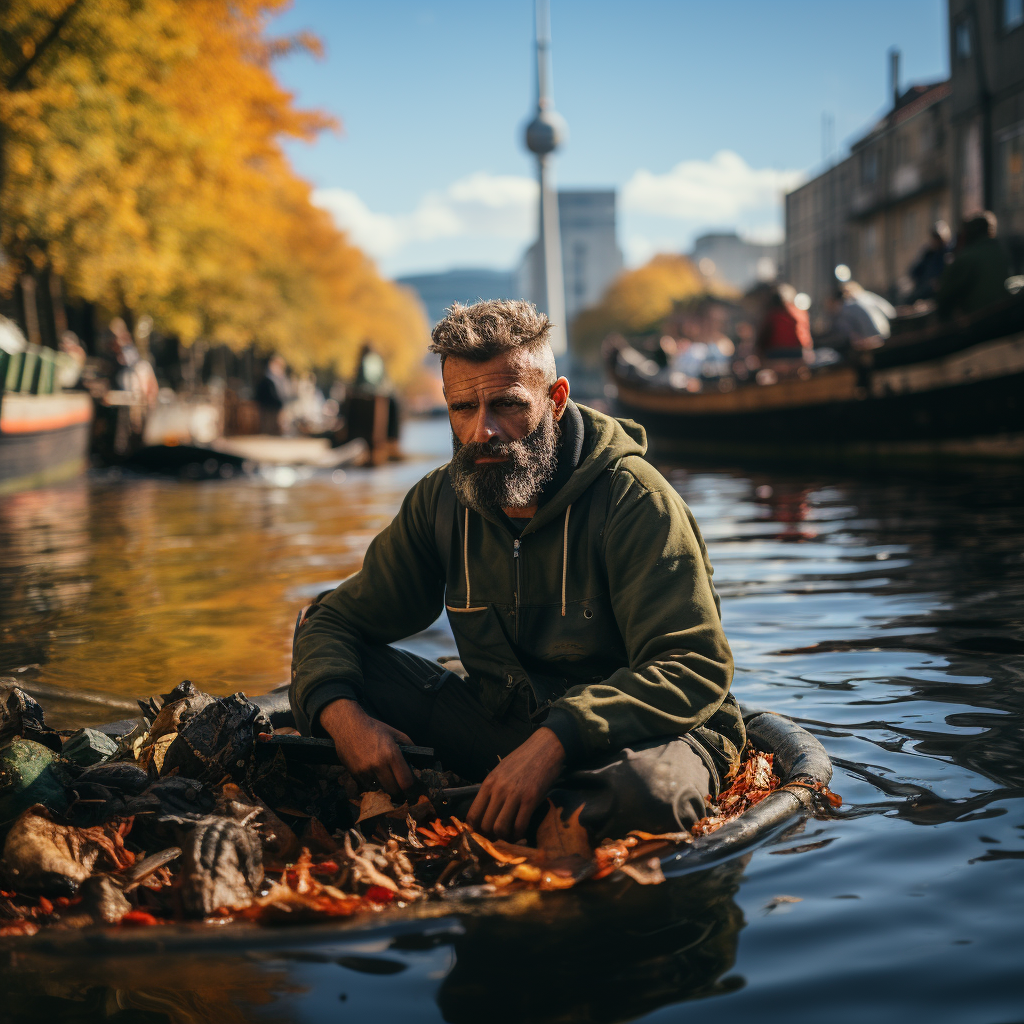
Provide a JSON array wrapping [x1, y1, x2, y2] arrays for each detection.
[[690, 232, 780, 292], [517, 190, 624, 328], [396, 269, 517, 326], [784, 57, 952, 307], [948, 0, 1024, 267]]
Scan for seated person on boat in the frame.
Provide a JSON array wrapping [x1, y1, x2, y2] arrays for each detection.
[[819, 283, 886, 355], [290, 300, 745, 841], [937, 211, 1012, 319]]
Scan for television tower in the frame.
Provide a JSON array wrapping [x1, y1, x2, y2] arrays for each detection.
[[523, 0, 567, 357]]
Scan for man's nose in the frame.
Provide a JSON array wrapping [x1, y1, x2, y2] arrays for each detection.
[[469, 407, 500, 445]]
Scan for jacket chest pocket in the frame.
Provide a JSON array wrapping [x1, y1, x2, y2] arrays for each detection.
[[519, 595, 625, 669]]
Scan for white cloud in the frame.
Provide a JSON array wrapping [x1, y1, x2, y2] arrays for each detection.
[[313, 172, 537, 265], [622, 150, 804, 223], [313, 153, 804, 275]]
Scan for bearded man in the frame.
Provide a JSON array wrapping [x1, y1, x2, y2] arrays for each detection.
[[290, 300, 744, 841]]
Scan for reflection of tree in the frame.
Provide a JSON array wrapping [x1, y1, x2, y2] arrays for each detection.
[[0, 949, 296, 1024], [436, 860, 747, 1024], [0, 480, 91, 673], [0, 474, 386, 701]]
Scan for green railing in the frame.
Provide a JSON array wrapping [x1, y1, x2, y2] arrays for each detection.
[[0, 345, 71, 395]]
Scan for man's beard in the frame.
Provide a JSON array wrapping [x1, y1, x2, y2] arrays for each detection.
[[449, 413, 560, 514]]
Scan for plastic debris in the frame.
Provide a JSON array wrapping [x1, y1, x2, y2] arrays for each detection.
[[61, 728, 119, 768]]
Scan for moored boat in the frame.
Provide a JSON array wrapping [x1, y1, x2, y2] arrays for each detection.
[[0, 387, 93, 496], [608, 292, 1024, 469]]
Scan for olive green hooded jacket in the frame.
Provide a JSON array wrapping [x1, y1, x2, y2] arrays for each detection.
[[290, 404, 744, 773]]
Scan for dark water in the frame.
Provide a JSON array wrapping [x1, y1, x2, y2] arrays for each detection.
[[2, 420, 1023, 1023]]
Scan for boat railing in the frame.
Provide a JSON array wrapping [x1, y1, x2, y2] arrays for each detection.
[[0, 345, 77, 397]]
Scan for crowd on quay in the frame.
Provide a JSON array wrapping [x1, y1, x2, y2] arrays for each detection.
[[610, 210, 1019, 394]]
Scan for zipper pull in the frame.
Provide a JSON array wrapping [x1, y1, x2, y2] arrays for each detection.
[[513, 538, 520, 558]]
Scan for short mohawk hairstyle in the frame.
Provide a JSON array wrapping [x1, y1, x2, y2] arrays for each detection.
[[429, 299, 551, 366]]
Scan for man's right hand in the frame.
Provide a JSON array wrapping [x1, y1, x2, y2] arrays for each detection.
[[319, 699, 416, 798]]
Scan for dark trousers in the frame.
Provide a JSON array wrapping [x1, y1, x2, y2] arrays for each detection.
[[355, 644, 714, 841]]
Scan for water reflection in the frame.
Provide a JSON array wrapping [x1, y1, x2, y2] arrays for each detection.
[[1, 423, 1023, 1021], [2, 862, 746, 1024]]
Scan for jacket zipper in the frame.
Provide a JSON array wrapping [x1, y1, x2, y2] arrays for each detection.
[[513, 537, 521, 643]]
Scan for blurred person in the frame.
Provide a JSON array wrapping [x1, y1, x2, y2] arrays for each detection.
[[291, 371, 327, 435], [57, 330, 86, 388], [108, 317, 158, 406], [937, 211, 1012, 319], [291, 299, 743, 842], [756, 284, 812, 360], [354, 342, 386, 390], [844, 281, 892, 339], [256, 354, 292, 435], [907, 221, 952, 302], [821, 285, 884, 355]]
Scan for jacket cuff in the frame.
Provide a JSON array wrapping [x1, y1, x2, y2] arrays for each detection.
[[304, 682, 360, 738], [544, 707, 588, 765]]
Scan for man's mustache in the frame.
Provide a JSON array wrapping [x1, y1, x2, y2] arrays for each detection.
[[458, 438, 519, 463]]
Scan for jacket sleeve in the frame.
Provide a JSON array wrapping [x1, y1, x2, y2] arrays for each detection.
[[289, 470, 447, 735], [546, 461, 734, 758]]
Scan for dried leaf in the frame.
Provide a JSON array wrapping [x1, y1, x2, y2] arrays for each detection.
[[619, 855, 666, 886], [469, 832, 527, 865], [763, 895, 802, 914], [356, 791, 397, 824], [627, 829, 692, 844], [301, 816, 338, 854], [536, 802, 591, 862]]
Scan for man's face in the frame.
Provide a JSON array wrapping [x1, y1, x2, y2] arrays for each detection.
[[443, 349, 569, 512]]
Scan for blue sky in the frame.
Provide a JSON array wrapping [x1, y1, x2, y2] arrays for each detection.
[[270, 0, 948, 277]]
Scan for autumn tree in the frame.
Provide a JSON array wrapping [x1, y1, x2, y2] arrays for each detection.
[[572, 254, 732, 367], [0, 0, 427, 380]]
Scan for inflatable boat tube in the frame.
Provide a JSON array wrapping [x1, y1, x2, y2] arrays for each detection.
[[661, 703, 833, 873]]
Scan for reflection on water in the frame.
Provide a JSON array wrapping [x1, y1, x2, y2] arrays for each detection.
[[1, 420, 1023, 1022]]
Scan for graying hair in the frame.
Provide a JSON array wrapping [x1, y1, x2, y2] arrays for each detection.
[[429, 299, 556, 384]]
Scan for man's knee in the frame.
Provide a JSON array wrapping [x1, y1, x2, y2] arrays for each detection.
[[547, 736, 712, 842]]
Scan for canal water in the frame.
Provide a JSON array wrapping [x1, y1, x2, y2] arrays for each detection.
[[1, 418, 1022, 1023]]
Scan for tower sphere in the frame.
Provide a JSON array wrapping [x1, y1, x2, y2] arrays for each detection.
[[524, 108, 567, 155]]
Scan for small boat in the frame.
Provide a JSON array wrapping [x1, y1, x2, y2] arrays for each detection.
[[0, 347, 93, 495], [608, 292, 1024, 469], [71, 685, 835, 878]]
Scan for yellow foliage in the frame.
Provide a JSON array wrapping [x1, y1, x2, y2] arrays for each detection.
[[0, 0, 428, 380], [572, 254, 718, 361]]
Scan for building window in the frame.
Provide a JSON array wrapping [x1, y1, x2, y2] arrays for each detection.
[[903, 208, 918, 246], [955, 20, 972, 60], [864, 224, 878, 258], [862, 151, 878, 185], [1003, 0, 1024, 31], [1002, 133, 1024, 207]]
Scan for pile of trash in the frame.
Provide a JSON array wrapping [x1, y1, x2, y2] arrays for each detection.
[[0, 680, 814, 936]]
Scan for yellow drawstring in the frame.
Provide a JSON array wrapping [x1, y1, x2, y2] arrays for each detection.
[[463, 507, 471, 608]]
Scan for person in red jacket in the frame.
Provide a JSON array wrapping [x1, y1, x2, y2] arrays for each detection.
[[756, 284, 812, 360]]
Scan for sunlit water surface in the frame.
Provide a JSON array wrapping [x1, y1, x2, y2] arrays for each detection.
[[1, 418, 1022, 1023]]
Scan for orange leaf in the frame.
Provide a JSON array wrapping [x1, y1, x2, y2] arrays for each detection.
[[469, 833, 527, 865], [536, 802, 591, 862], [627, 830, 692, 844], [356, 790, 397, 824]]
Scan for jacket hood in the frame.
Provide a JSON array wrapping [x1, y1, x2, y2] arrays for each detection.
[[523, 403, 647, 534]]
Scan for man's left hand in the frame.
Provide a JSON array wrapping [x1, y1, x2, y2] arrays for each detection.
[[466, 727, 565, 840]]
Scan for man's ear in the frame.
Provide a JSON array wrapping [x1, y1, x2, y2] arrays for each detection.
[[549, 376, 570, 421]]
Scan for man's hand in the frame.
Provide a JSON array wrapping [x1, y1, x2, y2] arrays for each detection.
[[467, 727, 565, 841], [319, 699, 415, 798]]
